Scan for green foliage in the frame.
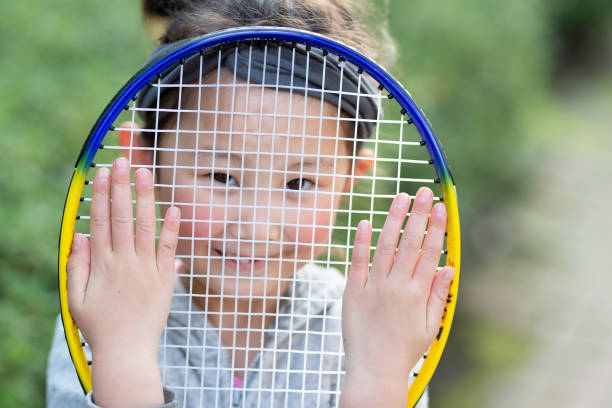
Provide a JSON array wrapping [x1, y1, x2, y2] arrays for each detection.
[[0, 2, 150, 406], [387, 0, 549, 233]]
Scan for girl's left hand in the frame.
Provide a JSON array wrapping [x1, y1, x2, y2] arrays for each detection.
[[340, 187, 454, 407]]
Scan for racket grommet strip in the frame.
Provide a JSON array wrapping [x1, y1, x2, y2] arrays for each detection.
[[436, 327, 444, 341]]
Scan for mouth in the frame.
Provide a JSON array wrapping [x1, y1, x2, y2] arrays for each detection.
[[212, 249, 268, 273]]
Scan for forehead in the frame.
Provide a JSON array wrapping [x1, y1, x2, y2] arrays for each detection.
[[160, 68, 352, 160]]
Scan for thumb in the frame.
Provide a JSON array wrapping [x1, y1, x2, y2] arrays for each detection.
[[66, 233, 91, 310], [174, 258, 184, 275], [426, 267, 455, 337]]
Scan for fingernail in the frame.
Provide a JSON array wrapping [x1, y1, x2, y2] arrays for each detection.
[[357, 219, 370, 236], [96, 167, 109, 183], [439, 203, 447, 215], [167, 207, 180, 219], [134, 168, 148, 183], [393, 193, 409, 210], [444, 268, 455, 284], [115, 157, 128, 170], [72, 234, 81, 250], [174, 259, 184, 274], [417, 187, 433, 203]]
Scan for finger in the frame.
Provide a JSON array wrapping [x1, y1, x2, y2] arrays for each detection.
[[110, 157, 135, 253], [175, 258, 184, 275], [347, 220, 372, 291], [157, 207, 181, 277], [412, 202, 447, 290], [369, 193, 410, 281], [134, 168, 156, 257], [394, 187, 434, 278], [67, 233, 91, 309], [426, 267, 455, 336], [89, 167, 111, 255]]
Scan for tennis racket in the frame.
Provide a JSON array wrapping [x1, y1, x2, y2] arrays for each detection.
[[58, 27, 460, 407]]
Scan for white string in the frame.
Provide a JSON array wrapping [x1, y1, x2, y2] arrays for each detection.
[[266, 42, 285, 406], [254, 42, 271, 408], [283, 45, 311, 408], [152, 73, 171, 386], [77, 41, 447, 408], [212, 47, 225, 408], [226, 44, 242, 406], [190, 50, 204, 407]]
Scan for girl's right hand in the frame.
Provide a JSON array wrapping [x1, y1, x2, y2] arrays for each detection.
[[66, 157, 181, 407]]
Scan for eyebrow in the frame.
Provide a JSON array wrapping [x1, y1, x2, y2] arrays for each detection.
[[288, 159, 335, 172], [196, 149, 337, 172]]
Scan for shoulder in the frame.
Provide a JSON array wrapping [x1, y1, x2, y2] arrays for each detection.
[[294, 263, 345, 303]]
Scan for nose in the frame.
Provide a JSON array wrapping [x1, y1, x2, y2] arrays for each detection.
[[228, 187, 282, 249]]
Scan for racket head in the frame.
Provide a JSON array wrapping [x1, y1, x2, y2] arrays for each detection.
[[58, 26, 460, 407]]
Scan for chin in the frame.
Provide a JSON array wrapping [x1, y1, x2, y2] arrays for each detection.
[[210, 275, 284, 300]]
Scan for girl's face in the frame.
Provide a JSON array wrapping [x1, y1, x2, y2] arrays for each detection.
[[127, 69, 369, 302]]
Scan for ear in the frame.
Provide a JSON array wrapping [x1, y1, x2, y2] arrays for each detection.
[[345, 148, 374, 191], [117, 122, 153, 167]]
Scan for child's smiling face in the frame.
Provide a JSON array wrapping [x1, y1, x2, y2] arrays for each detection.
[[125, 69, 367, 301]]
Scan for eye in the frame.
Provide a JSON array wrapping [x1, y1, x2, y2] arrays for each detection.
[[208, 172, 237, 186], [286, 178, 313, 191]]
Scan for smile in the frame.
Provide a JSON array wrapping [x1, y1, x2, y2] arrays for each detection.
[[213, 249, 268, 273]]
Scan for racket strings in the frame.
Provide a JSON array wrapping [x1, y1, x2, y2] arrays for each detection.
[[75, 40, 446, 407]]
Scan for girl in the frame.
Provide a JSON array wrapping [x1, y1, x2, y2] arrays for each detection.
[[47, 1, 454, 407]]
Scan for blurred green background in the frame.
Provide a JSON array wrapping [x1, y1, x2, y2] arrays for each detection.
[[1, 1, 611, 406]]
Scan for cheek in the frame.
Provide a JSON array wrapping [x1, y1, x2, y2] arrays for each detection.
[[289, 207, 335, 246], [169, 187, 226, 240], [192, 202, 226, 238]]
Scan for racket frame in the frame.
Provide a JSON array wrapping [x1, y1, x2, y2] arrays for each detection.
[[58, 26, 460, 407]]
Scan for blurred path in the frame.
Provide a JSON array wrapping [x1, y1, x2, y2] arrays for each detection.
[[465, 79, 612, 407]]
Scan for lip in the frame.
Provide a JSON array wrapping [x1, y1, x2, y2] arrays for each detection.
[[213, 249, 268, 273]]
